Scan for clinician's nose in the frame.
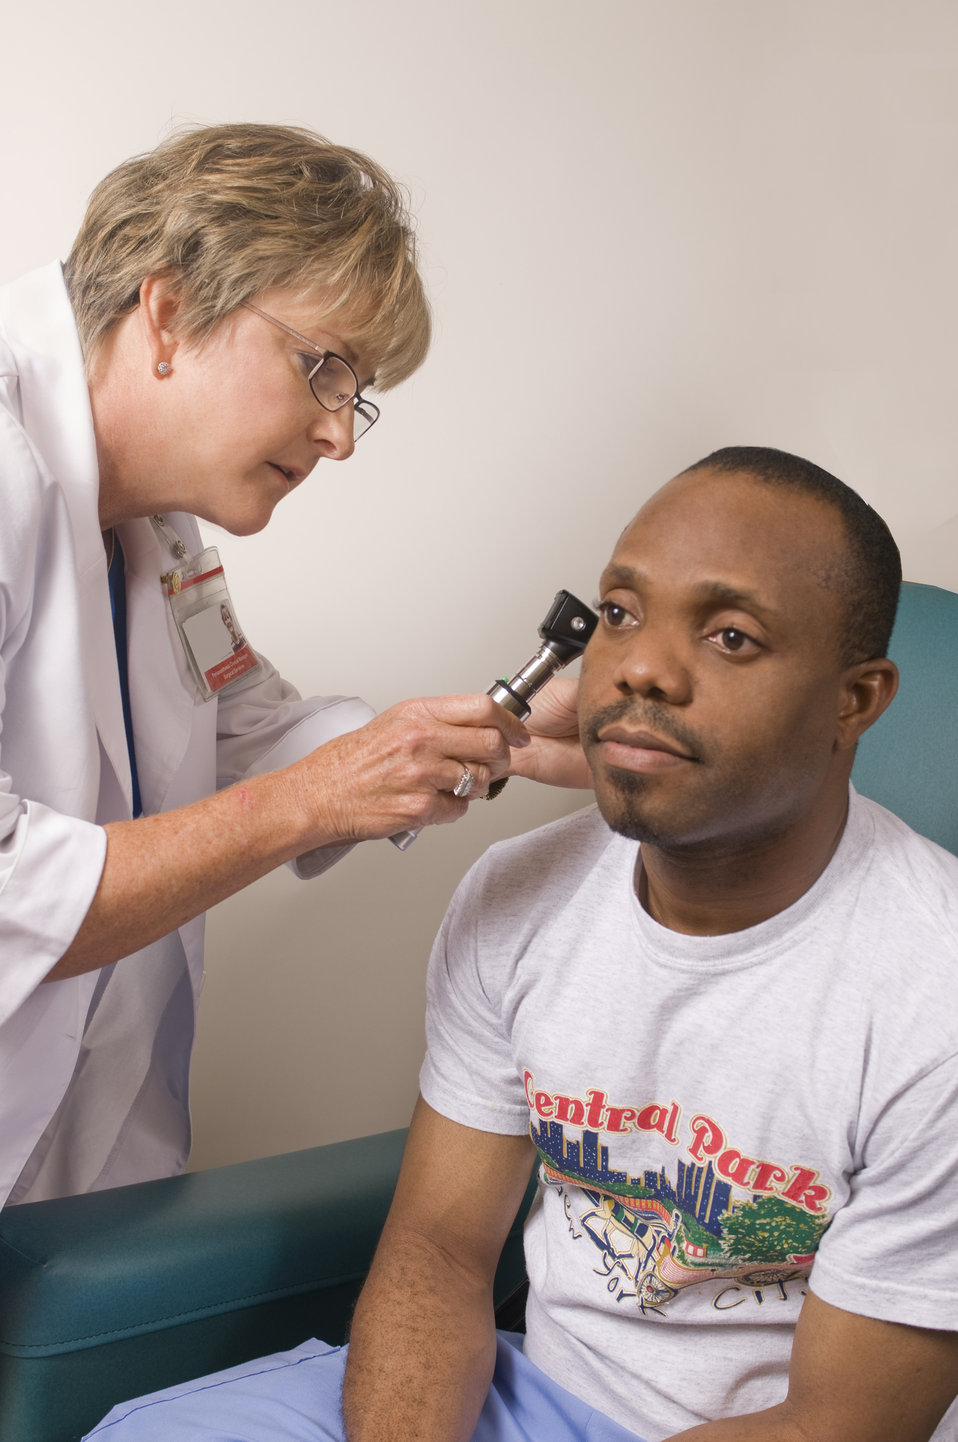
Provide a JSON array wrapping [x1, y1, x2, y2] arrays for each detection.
[[612, 623, 693, 705], [308, 402, 356, 462]]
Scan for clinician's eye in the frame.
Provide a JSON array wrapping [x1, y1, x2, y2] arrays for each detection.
[[706, 626, 761, 656], [297, 352, 323, 378]]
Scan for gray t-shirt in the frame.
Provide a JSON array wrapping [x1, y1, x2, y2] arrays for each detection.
[[420, 790, 958, 1440]]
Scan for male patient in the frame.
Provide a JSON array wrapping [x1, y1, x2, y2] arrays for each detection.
[[87, 447, 958, 1442]]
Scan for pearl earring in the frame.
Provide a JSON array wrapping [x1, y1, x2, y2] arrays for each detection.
[[156, 361, 172, 376]]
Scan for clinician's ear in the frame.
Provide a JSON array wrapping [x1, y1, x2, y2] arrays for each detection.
[[137, 272, 185, 373], [835, 658, 899, 751]]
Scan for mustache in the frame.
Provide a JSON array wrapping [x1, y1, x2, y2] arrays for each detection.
[[582, 698, 707, 764]]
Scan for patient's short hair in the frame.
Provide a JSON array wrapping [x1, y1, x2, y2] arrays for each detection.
[[686, 446, 902, 665], [64, 123, 430, 389]]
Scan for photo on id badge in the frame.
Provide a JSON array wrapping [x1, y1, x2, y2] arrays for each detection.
[[181, 599, 258, 695]]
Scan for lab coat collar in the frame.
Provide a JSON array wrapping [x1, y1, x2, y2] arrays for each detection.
[[0, 262, 103, 581]]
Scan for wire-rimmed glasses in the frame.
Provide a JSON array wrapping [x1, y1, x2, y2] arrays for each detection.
[[243, 303, 380, 440]]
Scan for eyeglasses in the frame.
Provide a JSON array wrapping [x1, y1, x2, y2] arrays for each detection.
[[243, 303, 380, 440]]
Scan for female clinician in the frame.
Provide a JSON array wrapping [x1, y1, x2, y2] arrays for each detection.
[[0, 123, 583, 1211]]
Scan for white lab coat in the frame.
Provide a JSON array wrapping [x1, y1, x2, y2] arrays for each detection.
[[0, 264, 373, 1207]]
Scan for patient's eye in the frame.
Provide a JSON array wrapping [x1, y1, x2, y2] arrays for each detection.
[[598, 600, 638, 629], [706, 626, 760, 656]]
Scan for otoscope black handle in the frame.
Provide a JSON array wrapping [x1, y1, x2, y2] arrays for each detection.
[[390, 591, 598, 850]]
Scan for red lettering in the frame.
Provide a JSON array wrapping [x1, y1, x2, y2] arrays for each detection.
[[534, 1092, 555, 1119], [688, 1114, 725, 1162], [636, 1101, 681, 1145], [523, 1070, 536, 1109], [554, 1095, 586, 1125], [585, 1089, 608, 1129], [605, 1106, 638, 1132], [781, 1167, 831, 1214], [750, 1162, 789, 1193], [717, 1149, 759, 1187]]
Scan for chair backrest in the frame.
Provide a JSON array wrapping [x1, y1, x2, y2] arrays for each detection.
[[851, 581, 958, 858]]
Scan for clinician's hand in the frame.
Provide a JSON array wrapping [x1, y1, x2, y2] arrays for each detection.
[[507, 676, 592, 790], [48, 693, 527, 983], [290, 694, 531, 843], [48, 689, 567, 985]]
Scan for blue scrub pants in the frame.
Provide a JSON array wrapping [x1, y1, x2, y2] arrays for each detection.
[[83, 1331, 647, 1441]]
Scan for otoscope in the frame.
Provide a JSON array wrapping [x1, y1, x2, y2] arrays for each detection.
[[390, 590, 599, 850]]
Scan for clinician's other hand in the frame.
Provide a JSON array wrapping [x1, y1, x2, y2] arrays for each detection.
[[507, 676, 592, 790], [290, 695, 530, 844]]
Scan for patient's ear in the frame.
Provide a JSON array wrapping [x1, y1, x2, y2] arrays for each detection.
[[835, 659, 899, 751]]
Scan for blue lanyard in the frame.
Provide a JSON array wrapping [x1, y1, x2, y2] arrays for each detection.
[[107, 535, 143, 818]]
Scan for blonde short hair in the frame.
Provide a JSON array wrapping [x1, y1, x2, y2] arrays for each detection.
[[64, 123, 431, 389]]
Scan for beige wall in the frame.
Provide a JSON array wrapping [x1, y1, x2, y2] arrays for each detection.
[[3, 1, 956, 1168]]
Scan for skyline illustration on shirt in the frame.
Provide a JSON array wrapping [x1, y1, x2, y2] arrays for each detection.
[[530, 1117, 830, 1315]]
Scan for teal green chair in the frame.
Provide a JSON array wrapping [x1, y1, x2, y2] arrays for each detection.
[[851, 582, 958, 857], [0, 1131, 533, 1442], [0, 580, 954, 1442]]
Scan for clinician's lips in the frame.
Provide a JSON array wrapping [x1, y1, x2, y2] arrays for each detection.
[[595, 724, 699, 773], [268, 462, 307, 489]]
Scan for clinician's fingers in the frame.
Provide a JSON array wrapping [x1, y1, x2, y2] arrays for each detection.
[[410, 694, 531, 753], [443, 759, 489, 802]]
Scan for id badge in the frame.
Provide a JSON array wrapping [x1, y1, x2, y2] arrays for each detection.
[[165, 547, 262, 700]]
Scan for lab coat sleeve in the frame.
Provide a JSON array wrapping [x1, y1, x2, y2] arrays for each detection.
[[0, 796, 107, 1023], [0, 432, 108, 1023], [213, 648, 376, 879]]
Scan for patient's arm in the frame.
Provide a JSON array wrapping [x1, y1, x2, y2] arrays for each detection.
[[667, 1290, 958, 1442], [342, 1096, 536, 1442]]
